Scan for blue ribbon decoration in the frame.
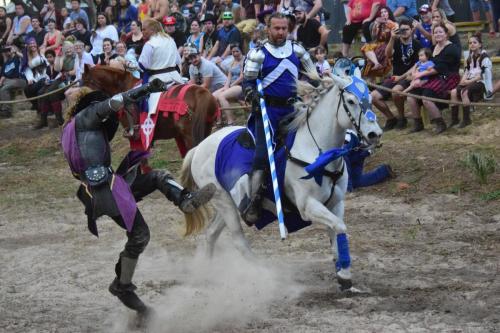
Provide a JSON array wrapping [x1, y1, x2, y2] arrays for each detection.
[[301, 132, 359, 186]]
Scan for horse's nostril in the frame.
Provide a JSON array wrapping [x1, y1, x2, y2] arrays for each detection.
[[367, 132, 379, 139]]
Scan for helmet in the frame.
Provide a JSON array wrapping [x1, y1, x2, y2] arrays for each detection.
[[222, 11, 233, 20], [162, 16, 176, 26]]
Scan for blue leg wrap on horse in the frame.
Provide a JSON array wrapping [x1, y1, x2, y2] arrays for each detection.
[[336, 233, 351, 270]]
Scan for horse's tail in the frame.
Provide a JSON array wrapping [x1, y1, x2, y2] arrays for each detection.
[[180, 147, 210, 236], [191, 88, 217, 146]]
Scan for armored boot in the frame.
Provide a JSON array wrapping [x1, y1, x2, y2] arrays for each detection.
[[432, 117, 447, 134], [33, 111, 48, 130], [458, 106, 471, 128], [409, 118, 424, 133], [450, 106, 459, 127], [109, 256, 150, 315], [156, 173, 216, 213], [241, 170, 265, 226]]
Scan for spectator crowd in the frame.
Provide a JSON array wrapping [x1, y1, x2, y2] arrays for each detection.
[[0, 0, 498, 134]]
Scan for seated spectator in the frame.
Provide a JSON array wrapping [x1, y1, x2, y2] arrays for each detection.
[[90, 13, 119, 60], [163, 16, 186, 51], [106, 0, 120, 25], [291, 0, 323, 20], [40, 0, 59, 29], [221, 0, 241, 23], [187, 19, 205, 53], [55, 41, 77, 84], [279, 0, 294, 14], [0, 6, 12, 46], [294, 6, 329, 51], [59, 7, 72, 32], [0, 46, 25, 118], [94, 38, 118, 65], [109, 41, 140, 78], [70, 0, 90, 29], [237, 0, 261, 42], [187, 45, 227, 93], [38, 49, 65, 127], [361, 6, 397, 78], [343, 130, 393, 192], [431, 0, 455, 22], [138, 0, 149, 21], [72, 18, 92, 51], [403, 48, 434, 93], [208, 12, 241, 62], [449, 33, 492, 128], [341, 0, 385, 57], [95, 0, 110, 14], [387, 0, 417, 21], [431, 9, 460, 48], [407, 23, 461, 134], [26, 17, 47, 47], [413, 4, 432, 49], [41, 19, 63, 56], [371, 19, 421, 130], [73, 40, 94, 82], [313, 46, 331, 77], [7, 3, 33, 46], [180, 43, 192, 78], [201, 14, 218, 57], [469, 0, 495, 37], [117, 0, 138, 35], [121, 20, 144, 55], [213, 44, 244, 126]]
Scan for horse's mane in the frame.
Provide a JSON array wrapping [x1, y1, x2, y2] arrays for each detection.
[[90, 65, 130, 75], [284, 71, 335, 133]]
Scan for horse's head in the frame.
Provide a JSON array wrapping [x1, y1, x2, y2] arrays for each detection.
[[82, 64, 140, 96], [329, 59, 382, 148]]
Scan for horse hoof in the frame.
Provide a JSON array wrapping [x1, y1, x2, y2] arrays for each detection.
[[135, 306, 156, 328], [337, 277, 353, 291]]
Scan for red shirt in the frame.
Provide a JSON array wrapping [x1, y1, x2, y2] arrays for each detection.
[[348, 0, 386, 23]]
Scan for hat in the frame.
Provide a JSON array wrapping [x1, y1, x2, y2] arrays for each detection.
[[257, 9, 275, 24], [162, 16, 176, 26], [185, 44, 199, 56], [419, 4, 430, 14], [293, 5, 307, 13], [201, 13, 216, 24], [222, 11, 233, 20]]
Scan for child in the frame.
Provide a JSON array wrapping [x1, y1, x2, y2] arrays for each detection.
[[314, 46, 331, 77], [403, 48, 434, 93]]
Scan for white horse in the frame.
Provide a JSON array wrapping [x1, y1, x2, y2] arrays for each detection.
[[179, 70, 383, 290]]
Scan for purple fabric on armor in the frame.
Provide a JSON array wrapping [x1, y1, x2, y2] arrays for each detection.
[[61, 119, 86, 174], [111, 174, 137, 232]]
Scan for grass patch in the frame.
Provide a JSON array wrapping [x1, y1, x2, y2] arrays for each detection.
[[480, 190, 500, 202], [461, 151, 497, 185], [0, 145, 19, 159]]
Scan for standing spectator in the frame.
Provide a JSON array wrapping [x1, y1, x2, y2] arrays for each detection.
[[70, 0, 90, 30], [106, 0, 120, 25], [7, 3, 33, 46], [238, 0, 261, 39], [90, 13, 119, 59], [0, 46, 25, 118], [122, 20, 144, 54], [213, 44, 244, 125], [371, 19, 421, 130], [431, 9, 460, 48], [449, 34, 492, 128], [72, 18, 93, 51], [469, 0, 495, 37], [73, 40, 94, 81], [341, 0, 386, 57], [407, 23, 461, 134], [41, 19, 63, 56], [95, 38, 118, 65], [138, 0, 150, 21], [294, 6, 329, 50], [387, 0, 417, 21], [187, 19, 205, 52], [361, 6, 397, 78], [39, 49, 64, 126], [94, 0, 110, 14], [413, 4, 432, 49], [117, 0, 139, 35], [313, 45, 331, 77], [278, 0, 293, 14], [208, 12, 241, 61], [431, 0, 455, 22], [163, 16, 186, 50], [291, 0, 322, 20], [26, 17, 47, 47], [188, 45, 228, 92], [0, 6, 12, 46], [201, 13, 218, 57], [40, 0, 59, 28]]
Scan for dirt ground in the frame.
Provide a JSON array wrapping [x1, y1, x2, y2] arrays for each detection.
[[1, 80, 500, 332]]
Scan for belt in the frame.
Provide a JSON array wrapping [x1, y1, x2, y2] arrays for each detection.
[[264, 96, 296, 107], [146, 66, 178, 75]]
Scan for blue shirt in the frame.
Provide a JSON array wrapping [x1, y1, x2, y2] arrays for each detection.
[[70, 9, 90, 29], [415, 22, 432, 48], [387, 0, 417, 18], [1, 56, 21, 79]]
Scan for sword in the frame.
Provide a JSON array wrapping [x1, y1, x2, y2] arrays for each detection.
[[256, 79, 287, 240]]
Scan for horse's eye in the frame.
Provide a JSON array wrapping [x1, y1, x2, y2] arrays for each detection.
[[347, 99, 355, 105]]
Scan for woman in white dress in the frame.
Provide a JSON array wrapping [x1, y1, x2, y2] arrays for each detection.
[[90, 13, 119, 60]]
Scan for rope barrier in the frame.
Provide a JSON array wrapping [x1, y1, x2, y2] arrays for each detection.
[[219, 105, 251, 111], [0, 81, 78, 105], [366, 81, 500, 108]]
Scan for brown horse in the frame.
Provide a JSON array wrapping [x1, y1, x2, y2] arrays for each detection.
[[81, 65, 219, 156]]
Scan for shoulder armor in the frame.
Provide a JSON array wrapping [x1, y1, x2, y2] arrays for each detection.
[[293, 41, 315, 74], [244, 47, 265, 80], [246, 47, 265, 64], [292, 41, 307, 58]]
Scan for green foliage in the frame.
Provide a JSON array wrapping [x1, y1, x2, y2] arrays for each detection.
[[480, 190, 500, 202], [461, 151, 497, 185]]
